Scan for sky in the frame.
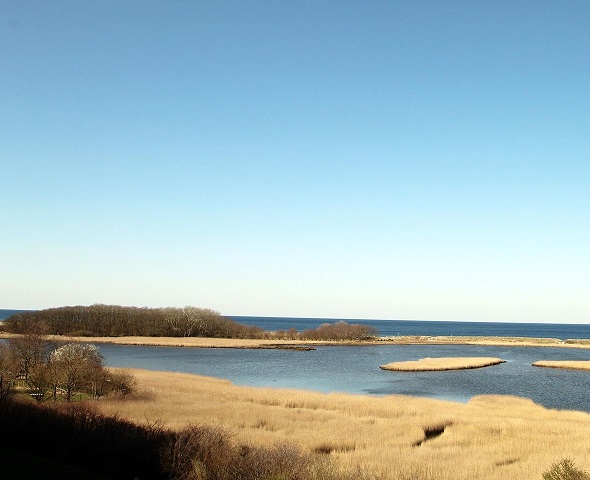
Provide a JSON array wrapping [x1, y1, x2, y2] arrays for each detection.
[[1, 1, 589, 323]]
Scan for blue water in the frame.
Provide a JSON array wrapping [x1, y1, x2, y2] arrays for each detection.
[[98, 342, 590, 413], [3, 309, 588, 339], [0, 309, 30, 321], [3, 311, 590, 411], [231, 316, 590, 339]]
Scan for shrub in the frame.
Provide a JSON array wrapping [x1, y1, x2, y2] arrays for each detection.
[[65, 329, 96, 337], [0, 344, 19, 404], [0, 400, 168, 479], [162, 423, 347, 480], [108, 369, 136, 397], [301, 321, 378, 341], [0, 399, 349, 480], [543, 459, 590, 480]]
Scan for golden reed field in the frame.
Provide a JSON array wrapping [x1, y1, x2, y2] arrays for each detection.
[[97, 368, 590, 480]]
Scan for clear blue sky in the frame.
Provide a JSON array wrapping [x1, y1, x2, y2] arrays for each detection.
[[1, 1, 589, 323]]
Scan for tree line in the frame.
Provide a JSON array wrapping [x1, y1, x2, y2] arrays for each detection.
[[3, 305, 379, 341], [4, 304, 265, 338]]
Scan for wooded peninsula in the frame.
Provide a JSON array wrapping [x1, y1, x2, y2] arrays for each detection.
[[1, 305, 378, 341]]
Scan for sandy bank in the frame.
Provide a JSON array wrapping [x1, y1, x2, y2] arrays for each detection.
[[0, 332, 316, 349], [380, 356, 506, 371], [532, 360, 590, 371], [376, 335, 590, 349], [1, 332, 589, 349]]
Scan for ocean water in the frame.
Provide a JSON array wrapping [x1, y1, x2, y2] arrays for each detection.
[[2, 309, 588, 339], [0, 309, 30, 321], [231, 316, 590, 339]]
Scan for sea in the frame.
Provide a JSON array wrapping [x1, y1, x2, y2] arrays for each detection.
[[2, 309, 588, 339], [230, 316, 590, 340], [0, 309, 30, 321]]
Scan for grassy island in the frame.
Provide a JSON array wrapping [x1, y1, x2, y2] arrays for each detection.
[[532, 360, 590, 371], [380, 357, 506, 372]]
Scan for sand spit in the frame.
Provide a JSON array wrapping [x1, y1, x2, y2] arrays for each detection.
[[380, 356, 506, 371], [376, 335, 590, 349], [0, 333, 316, 349], [532, 360, 590, 371], [1, 332, 590, 349]]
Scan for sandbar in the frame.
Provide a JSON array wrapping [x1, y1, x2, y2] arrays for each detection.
[[34, 334, 315, 349], [380, 356, 506, 371], [1, 332, 590, 349], [532, 360, 590, 371]]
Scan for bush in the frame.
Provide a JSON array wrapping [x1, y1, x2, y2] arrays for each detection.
[[0, 344, 19, 404], [65, 329, 96, 337], [301, 321, 378, 341], [108, 369, 136, 397], [162, 424, 347, 480], [543, 459, 590, 480], [1, 399, 350, 480], [0, 400, 168, 479]]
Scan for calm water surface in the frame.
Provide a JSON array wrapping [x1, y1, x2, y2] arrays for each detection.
[[99, 343, 590, 412], [231, 316, 590, 339], [3, 313, 589, 411]]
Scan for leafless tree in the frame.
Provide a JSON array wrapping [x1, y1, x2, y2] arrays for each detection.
[[9, 322, 48, 380], [0, 344, 19, 404], [48, 343, 104, 401]]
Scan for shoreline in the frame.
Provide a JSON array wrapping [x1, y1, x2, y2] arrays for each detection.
[[1, 332, 590, 349]]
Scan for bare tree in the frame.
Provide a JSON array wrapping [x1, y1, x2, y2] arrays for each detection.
[[0, 344, 19, 404], [9, 322, 48, 380], [48, 343, 104, 402]]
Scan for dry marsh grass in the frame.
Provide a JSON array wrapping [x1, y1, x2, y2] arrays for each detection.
[[97, 368, 590, 480], [380, 357, 506, 372], [532, 360, 590, 371]]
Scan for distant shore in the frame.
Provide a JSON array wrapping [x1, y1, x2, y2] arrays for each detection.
[[1, 331, 590, 349]]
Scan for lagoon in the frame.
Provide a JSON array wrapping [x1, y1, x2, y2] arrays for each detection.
[[98, 342, 590, 412]]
